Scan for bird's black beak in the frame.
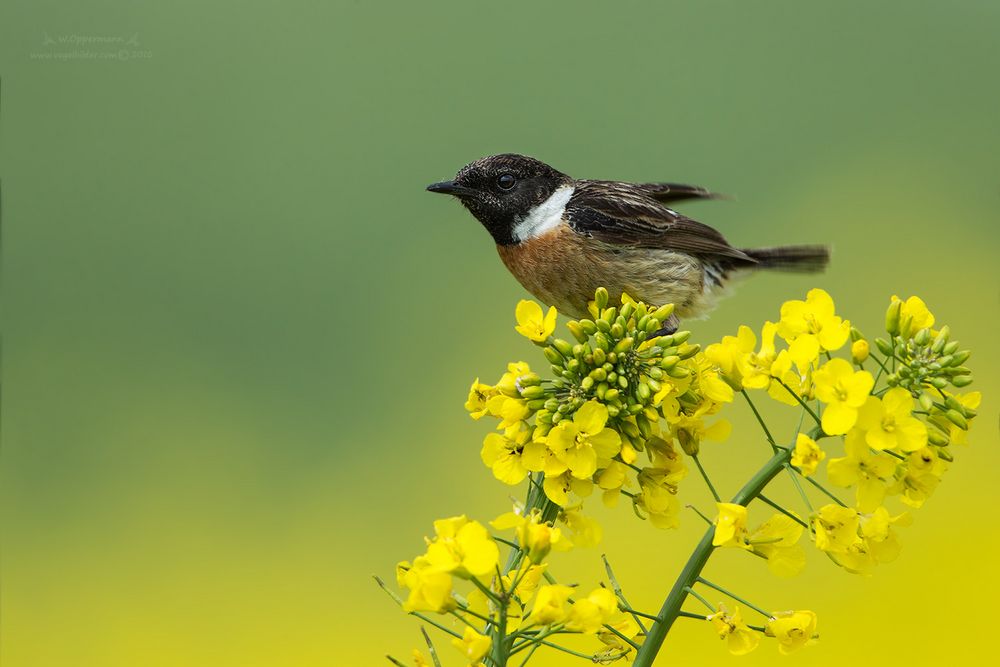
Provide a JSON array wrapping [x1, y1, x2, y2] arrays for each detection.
[[426, 180, 474, 197]]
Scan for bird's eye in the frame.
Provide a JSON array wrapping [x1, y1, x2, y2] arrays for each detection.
[[497, 174, 516, 190]]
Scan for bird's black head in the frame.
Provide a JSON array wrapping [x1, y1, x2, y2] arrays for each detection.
[[427, 154, 573, 245]]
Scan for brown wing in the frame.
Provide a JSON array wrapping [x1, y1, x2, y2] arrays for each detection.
[[567, 180, 754, 263]]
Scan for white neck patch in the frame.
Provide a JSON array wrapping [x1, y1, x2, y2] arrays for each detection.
[[511, 186, 574, 242]]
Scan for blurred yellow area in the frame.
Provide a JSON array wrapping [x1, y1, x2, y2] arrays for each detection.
[[1, 1, 998, 666]]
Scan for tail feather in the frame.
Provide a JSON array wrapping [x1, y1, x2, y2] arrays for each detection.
[[740, 245, 830, 273]]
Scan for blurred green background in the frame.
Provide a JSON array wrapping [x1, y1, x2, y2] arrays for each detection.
[[1, 1, 998, 665]]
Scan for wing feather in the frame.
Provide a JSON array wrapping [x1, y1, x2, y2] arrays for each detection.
[[567, 181, 753, 263]]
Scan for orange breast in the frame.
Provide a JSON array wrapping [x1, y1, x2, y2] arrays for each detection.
[[496, 223, 706, 319]]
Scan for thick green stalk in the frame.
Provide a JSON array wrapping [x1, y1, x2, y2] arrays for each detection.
[[631, 448, 790, 667]]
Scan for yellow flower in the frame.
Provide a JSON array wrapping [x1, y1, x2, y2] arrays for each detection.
[[767, 349, 811, 406], [888, 447, 945, 508], [636, 468, 682, 529], [464, 378, 497, 419], [892, 295, 934, 337], [451, 627, 491, 662], [709, 605, 761, 655], [567, 587, 618, 633], [706, 325, 757, 389], [749, 514, 806, 577], [559, 506, 603, 547], [490, 510, 568, 564], [790, 433, 825, 476], [777, 288, 850, 356], [671, 404, 731, 456], [480, 427, 531, 485], [813, 358, 874, 434], [812, 504, 861, 554], [855, 389, 927, 452], [737, 322, 780, 389], [765, 610, 818, 654], [596, 460, 630, 507], [541, 470, 593, 506], [827, 433, 897, 511], [546, 401, 621, 479], [424, 516, 500, 579], [859, 506, 910, 563], [713, 503, 749, 548], [399, 557, 456, 613], [851, 339, 870, 364], [690, 353, 735, 403], [411, 649, 430, 667], [514, 299, 557, 342], [525, 584, 575, 626]]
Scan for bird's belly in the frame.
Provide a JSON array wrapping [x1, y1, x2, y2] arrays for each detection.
[[496, 225, 706, 319]]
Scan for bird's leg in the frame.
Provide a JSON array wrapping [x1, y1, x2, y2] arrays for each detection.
[[653, 313, 680, 337]]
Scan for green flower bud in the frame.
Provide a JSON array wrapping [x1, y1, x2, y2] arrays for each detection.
[[936, 447, 954, 462], [543, 347, 563, 365], [544, 398, 560, 412], [914, 328, 931, 346], [659, 355, 680, 370], [667, 365, 690, 379], [601, 307, 618, 323], [590, 367, 607, 382], [622, 421, 640, 438], [606, 405, 620, 418], [678, 343, 701, 359], [899, 313, 914, 339], [618, 375, 629, 389], [526, 398, 547, 410], [637, 381, 651, 401], [621, 302, 635, 321], [594, 287, 609, 309], [918, 393, 934, 412], [596, 382, 609, 399], [596, 318, 612, 334], [951, 375, 974, 388], [849, 326, 864, 342], [581, 376, 595, 391], [950, 350, 971, 366], [613, 337, 634, 353], [671, 330, 692, 345], [677, 430, 699, 456], [943, 341, 959, 356], [553, 339, 574, 357], [604, 388, 620, 402], [931, 326, 950, 353], [927, 428, 950, 447], [637, 314, 651, 332], [610, 322, 625, 339], [652, 303, 675, 322], [592, 348, 607, 366], [566, 321, 589, 343], [566, 359, 581, 373], [647, 366, 664, 380], [580, 319, 598, 335], [594, 333, 610, 351], [520, 385, 546, 400], [607, 372, 618, 384], [928, 376, 948, 389], [647, 378, 661, 393], [875, 337, 893, 356], [945, 409, 968, 430], [572, 343, 587, 358], [551, 411, 564, 424], [885, 300, 902, 335], [636, 414, 652, 438], [936, 354, 953, 368]]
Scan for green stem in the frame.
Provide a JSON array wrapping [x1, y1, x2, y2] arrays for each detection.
[[631, 448, 790, 667], [692, 454, 721, 502], [741, 390, 780, 451], [603, 555, 649, 634], [777, 380, 824, 430], [756, 493, 808, 528], [696, 577, 772, 618]]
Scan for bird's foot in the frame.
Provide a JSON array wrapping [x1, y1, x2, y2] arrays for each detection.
[[653, 314, 680, 337]]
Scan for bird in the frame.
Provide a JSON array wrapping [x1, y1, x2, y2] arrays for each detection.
[[426, 154, 828, 331]]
